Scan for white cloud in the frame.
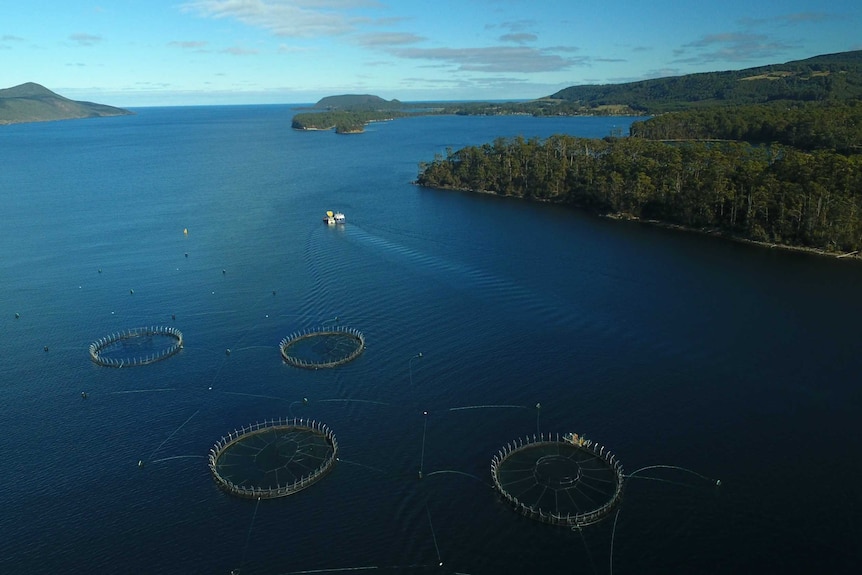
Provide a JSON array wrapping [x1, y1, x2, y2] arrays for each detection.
[[738, 12, 837, 27], [355, 32, 424, 47], [69, 33, 103, 47], [169, 40, 210, 49], [389, 46, 585, 73], [277, 43, 313, 53], [675, 32, 794, 63], [222, 45, 259, 55], [500, 33, 537, 45], [181, 0, 380, 38], [486, 20, 536, 32]]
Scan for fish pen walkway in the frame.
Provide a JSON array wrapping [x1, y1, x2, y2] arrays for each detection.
[[208, 418, 338, 499], [491, 432, 624, 528]]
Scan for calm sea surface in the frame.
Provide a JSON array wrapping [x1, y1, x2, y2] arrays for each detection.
[[1, 106, 861, 574]]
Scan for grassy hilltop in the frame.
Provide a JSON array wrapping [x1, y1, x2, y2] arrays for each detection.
[[0, 83, 132, 125]]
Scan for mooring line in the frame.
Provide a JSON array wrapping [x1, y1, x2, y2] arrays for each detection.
[[626, 464, 720, 486], [424, 470, 491, 487], [448, 404, 526, 411], [238, 496, 261, 572], [111, 388, 177, 394], [426, 504, 443, 567], [150, 455, 206, 464], [609, 507, 622, 575], [147, 409, 200, 461]]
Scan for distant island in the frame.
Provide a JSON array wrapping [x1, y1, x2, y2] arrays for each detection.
[[313, 94, 404, 111], [292, 94, 408, 133], [0, 83, 132, 125], [416, 49, 862, 259]]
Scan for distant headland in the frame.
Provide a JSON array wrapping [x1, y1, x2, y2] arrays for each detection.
[[292, 94, 405, 134], [0, 83, 132, 125]]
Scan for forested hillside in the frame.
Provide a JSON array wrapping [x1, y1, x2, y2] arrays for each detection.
[[417, 50, 862, 256], [417, 135, 862, 254], [629, 100, 862, 153], [548, 50, 862, 113], [292, 110, 407, 133]]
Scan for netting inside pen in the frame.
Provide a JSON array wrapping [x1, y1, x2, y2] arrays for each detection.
[[208, 418, 338, 499], [279, 326, 365, 369], [491, 432, 624, 528], [89, 326, 183, 367]]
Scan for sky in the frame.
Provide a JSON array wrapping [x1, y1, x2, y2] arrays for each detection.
[[1, 0, 861, 107]]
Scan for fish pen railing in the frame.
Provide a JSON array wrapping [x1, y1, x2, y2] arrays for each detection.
[[89, 326, 183, 367], [279, 326, 365, 369], [208, 418, 338, 499], [490, 432, 624, 529]]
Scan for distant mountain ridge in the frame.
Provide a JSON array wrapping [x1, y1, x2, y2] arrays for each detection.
[[548, 50, 862, 113], [0, 82, 132, 125]]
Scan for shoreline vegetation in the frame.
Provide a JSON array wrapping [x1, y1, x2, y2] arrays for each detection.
[[292, 49, 862, 133], [290, 100, 632, 134], [418, 182, 861, 261], [406, 49, 862, 260], [292, 110, 405, 133], [415, 130, 862, 260]]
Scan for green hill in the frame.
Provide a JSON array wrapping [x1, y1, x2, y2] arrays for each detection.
[[0, 82, 132, 125], [313, 94, 403, 111], [548, 50, 862, 113]]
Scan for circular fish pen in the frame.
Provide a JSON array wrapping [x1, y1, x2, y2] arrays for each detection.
[[491, 432, 624, 528], [208, 418, 338, 499], [279, 326, 365, 369], [89, 326, 183, 367]]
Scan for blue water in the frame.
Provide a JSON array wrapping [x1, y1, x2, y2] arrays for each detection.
[[1, 107, 861, 574]]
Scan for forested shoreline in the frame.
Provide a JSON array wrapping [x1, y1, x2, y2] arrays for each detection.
[[630, 101, 862, 153], [416, 133, 862, 255], [292, 110, 407, 133]]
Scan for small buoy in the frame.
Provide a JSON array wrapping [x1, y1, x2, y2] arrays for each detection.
[[208, 386, 212, 390], [225, 349, 231, 355], [138, 460, 144, 468]]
